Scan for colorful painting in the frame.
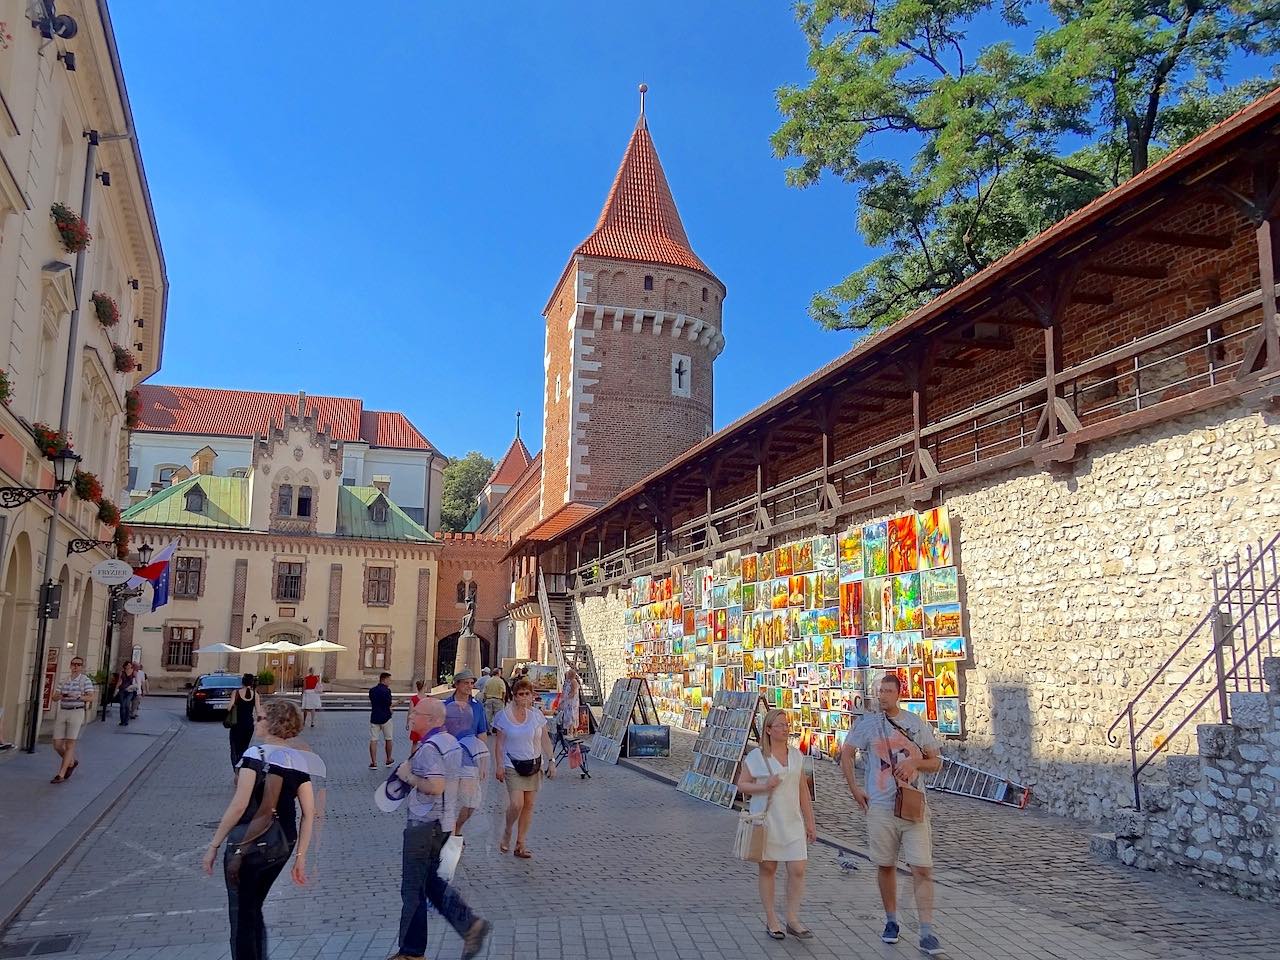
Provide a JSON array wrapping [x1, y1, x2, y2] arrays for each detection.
[[775, 545, 794, 577], [863, 521, 889, 577], [759, 549, 775, 582], [839, 580, 863, 637], [917, 506, 952, 569], [816, 606, 839, 636], [935, 660, 959, 698], [786, 575, 805, 607], [728, 578, 743, 607], [908, 666, 925, 700], [742, 553, 759, 583], [770, 579, 789, 610], [922, 567, 959, 605], [814, 535, 837, 571], [793, 539, 815, 573], [711, 584, 728, 609], [923, 602, 962, 639], [863, 576, 889, 634], [855, 635, 869, 668], [887, 514, 919, 574], [891, 572, 923, 631], [838, 528, 864, 582], [903, 700, 928, 721], [925, 679, 938, 722], [727, 550, 743, 579], [937, 698, 961, 735], [822, 571, 840, 603], [742, 582, 756, 612], [932, 636, 966, 660], [803, 573, 820, 610], [714, 608, 728, 643]]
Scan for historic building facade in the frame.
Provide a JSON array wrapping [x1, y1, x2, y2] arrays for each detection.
[[0, 3, 167, 744]]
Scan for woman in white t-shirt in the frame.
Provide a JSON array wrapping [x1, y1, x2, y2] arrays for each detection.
[[492, 678, 556, 858], [735, 709, 817, 940]]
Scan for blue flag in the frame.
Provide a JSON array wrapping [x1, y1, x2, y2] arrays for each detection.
[[150, 562, 170, 611]]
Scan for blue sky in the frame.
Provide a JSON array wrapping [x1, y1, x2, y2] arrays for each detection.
[[108, 3, 1272, 464]]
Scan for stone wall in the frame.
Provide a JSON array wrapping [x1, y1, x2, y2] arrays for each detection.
[[572, 590, 630, 702], [1107, 659, 1280, 902], [569, 398, 1280, 821]]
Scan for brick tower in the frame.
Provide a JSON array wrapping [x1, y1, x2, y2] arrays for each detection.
[[541, 88, 726, 513]]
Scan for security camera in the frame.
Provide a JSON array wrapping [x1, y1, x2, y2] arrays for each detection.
[[52, 15, 78, 40]]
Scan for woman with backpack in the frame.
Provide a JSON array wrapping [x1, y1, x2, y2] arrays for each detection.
[[202, 699, 322, 960]]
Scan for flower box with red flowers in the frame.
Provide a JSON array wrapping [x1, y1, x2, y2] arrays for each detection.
[[30, 422, 72, 459], [91, 292, 121, 327], [125, 388, 141, 430], [97, 499, 121, 527], [50, 203, 92, 254], [73, 469, 103, 503], [113, 524, 131, 560], [112, 344, 136, 373]]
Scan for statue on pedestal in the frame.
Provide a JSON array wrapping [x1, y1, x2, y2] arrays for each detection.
[[453, 583, 482, 677]]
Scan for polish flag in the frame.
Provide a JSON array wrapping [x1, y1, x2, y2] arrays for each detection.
[[127, 541, 179, 610]]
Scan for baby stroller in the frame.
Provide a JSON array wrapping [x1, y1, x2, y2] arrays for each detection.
[[552, 705, 592, 779]]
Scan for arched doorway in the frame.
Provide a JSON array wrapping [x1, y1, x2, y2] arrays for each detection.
[[263, 631, 304, 692], [75, 579, 95, 663], [434, 631, 494, 685], [0, 533, 34, 744]]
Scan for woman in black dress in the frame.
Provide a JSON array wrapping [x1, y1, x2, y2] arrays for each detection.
[[202, 699, 322, 960], [226, 673, 261, 768]]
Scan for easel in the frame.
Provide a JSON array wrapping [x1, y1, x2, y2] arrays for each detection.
[[593, 676, 658, 765], [677, 690, 768, 808]]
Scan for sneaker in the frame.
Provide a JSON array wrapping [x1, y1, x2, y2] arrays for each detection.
[[881, 921, 900, 944], [919, 933, 943, 955], [461, 918, 491, 960]]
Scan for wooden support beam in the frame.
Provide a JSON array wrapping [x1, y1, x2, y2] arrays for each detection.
[[1140, 229, 1232, 250], [1084, 262, 1169, 280], [1070, 290, 1115, 306]]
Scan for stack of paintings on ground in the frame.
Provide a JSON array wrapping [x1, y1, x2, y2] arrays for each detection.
[[622, 507, 966, 760], [676, 690, 764, 808]]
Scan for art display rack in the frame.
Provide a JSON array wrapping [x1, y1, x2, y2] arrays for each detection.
[[593, 676, 658, 765], [677, 690, 768, 808]]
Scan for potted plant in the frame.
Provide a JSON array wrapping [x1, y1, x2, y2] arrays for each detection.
[[257, 669, 276, 693], [125, 388, 140, 430], [97, 499, 121, 527], [113, 524, 131, 559], [73, 469, 103, 503], [31, 422, 72, 458], [91, 292, 120, 327], [0, 369, 11, 406], [112, 344, 136, 373], [50, 203, 91, 254]]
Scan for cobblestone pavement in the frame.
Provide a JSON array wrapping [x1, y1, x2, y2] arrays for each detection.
[[1, 711, 1274, 960], [623, 727, 1280, 960]]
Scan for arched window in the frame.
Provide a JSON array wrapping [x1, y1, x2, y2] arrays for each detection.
[[456, 580, 468, 603], [184, 487, 205, 513], [643, 275, 653, 291], [370, 499, 388, 523], [297, 485, 313, 518], [277, 484, 293, 517], [157, 465, 179, 485]]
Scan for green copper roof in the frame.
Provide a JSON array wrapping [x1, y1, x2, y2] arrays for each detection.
[[336, 486, 437, 542], [121, 475, 249, 529], [122, 477, 436, 543]]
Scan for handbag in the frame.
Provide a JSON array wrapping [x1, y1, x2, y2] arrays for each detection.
[[884, 717, 927, 824], [225, 747, 292, 883], [733, 753, 776, 862], [568, 743, 582, 769], [222, 693, 236, 729], [511, 756, 542, 778]]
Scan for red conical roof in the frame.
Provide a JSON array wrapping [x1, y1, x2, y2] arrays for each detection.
[[573, 116, 718, 281], [488, 435, 533, 487]]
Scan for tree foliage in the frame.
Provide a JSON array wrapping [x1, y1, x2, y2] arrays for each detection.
[[439, 451, 495, 532], [774, 0, 1280, 332]]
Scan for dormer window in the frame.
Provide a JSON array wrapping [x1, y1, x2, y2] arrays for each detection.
[[370, 499, 388, 523], [297, 485, 313, 518], [277, 483, 293, 517], [184, 486, 205, 513]]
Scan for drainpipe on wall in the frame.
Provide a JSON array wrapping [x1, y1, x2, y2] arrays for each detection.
[[424, 450, 436, 533]]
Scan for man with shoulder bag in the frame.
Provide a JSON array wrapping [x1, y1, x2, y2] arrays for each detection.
[[840, 674, 944, 956]]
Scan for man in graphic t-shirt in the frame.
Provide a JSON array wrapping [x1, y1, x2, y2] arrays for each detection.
[[369, 672, 395, 769], [841, 674, 943, 956]]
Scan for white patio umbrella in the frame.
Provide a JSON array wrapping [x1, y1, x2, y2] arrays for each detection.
[[195, 642, 241, 654], [297, 638, 347, 652], [240, 641, 278, 653]]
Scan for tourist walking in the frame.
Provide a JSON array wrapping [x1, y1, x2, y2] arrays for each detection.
[[116, 662, 139, 726], [840, 674, 944, 956], [556, 668, 582, 738], [443, 669, 488, 837], [202, 699, 319, 960], [227, 674, 262, 770], [369, 671, 395, 769], [130, 661, 147, 719], [50, 655, 93, 784], [736, 708, 816, 940], [492, 677, 555, 858], [481, 668, 508, 728], [300, 669, 322, 728], [391, 697, 490, 960]]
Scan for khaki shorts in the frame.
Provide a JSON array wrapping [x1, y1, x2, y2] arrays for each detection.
[[369, 720, 395, 742], [53, 708, 86, 741], [867, 806, 933, 868], [458, 776, 481, 809]]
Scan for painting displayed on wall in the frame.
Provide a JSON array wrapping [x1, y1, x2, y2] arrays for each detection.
[[891, 573, 923, 631], [921, 567, 959, 605], [935, 660, 959, 698], [917, 506, 952, 569], [887, 515, 919, 574], [863, 522, 889, 578], [814, 535, 837, 571], [839, 580, 863, 637], [838, 528, 864, 583], [932, 636, 966, 660], [742, 553, 759, 584], [923, 602, 962, 639], [937, 698, 961, 735], [775, 545, 794, 577]]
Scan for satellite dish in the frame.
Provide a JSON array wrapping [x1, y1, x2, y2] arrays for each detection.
[[52, 15, 78, 40]]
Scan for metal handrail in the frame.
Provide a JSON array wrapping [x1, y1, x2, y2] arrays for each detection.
[[1107, 531, 1280, 809]]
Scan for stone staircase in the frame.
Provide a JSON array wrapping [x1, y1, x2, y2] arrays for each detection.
[[1094, 657, 1280, 902]]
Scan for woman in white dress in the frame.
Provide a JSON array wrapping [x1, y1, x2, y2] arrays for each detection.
[[736, 708, 817, 940]]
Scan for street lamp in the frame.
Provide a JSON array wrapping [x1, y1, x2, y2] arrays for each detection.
[[0, 449, 80, 509], [137, 542, 154, 566]]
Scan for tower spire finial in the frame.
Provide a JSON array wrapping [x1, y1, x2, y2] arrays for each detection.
[[515, 410, 521, 440], [637, 82, 648, 128]]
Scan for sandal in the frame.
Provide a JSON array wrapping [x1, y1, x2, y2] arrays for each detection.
[[766, 926, 785, 940], [499, 838, 511, 854], [50, 774, 65, 784], [514, 845, 533, 859], [785, 924, 813, 940], [68, 761, 79, 779]]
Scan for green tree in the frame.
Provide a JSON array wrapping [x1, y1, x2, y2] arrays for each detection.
[[773, 0, 1280, 333], [439, 451, 495, 532]]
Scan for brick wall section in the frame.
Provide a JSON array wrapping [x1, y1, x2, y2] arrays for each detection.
[[434, 532, 510, 669], [228, 558, 248, 674], [324, 564, 341, 680], [543, 276, 576, 514]]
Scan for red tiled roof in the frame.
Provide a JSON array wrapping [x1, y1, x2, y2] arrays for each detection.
[[489, 436, 533, 487], [575, 117, 717, 281], [501, 501, 598, 560], [359, 410, 432, 451], [136, 385, 434, 450]]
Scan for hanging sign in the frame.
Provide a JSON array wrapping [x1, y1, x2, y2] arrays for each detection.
[[41, 648, 60, 711], [124, 590, 152, 616], [91, 559, 133, 586]]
